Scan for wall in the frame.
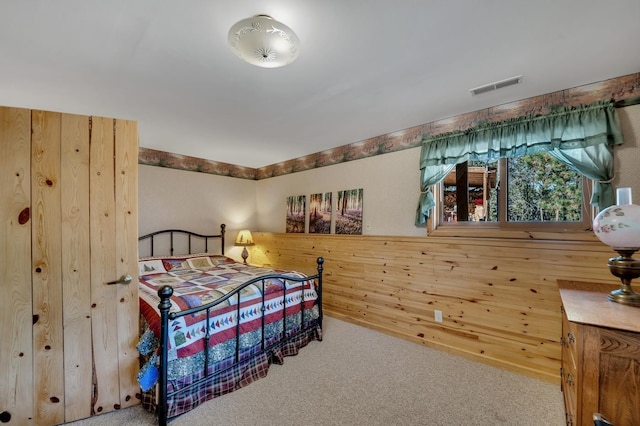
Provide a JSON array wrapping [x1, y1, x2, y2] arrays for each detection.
[[247, 104, 640, 383], [138, 105, 640, 239], [137, 105, 640, 383], [253, 104, 640, 234], [255, 147, 425, 236], [138, 165, 257, 259], [617, 104, 640, 190], [250, 232, 617, 384]]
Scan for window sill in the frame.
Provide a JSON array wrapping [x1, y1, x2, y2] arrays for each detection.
[[428, 223, 599, 243]]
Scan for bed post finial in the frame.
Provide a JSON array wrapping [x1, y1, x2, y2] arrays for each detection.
[[220, 224, 226, 255], [158, 285, 174, 306]]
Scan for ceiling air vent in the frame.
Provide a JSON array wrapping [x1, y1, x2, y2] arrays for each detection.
[[469, 75, 523, 96]]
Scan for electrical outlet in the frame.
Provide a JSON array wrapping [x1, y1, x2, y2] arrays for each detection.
[[434, 310, 443, 323]]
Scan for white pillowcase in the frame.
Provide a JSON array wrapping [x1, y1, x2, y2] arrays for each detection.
[[138, 259, 168, 276]]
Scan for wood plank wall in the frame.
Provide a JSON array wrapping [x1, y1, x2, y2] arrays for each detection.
[[251, 232, 619, 384]]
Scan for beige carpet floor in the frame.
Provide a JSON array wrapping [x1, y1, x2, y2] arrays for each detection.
[[64, 316, 566, 426]]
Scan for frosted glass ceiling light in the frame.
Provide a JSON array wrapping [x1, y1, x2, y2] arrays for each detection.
[[228, 14, 300, 68]]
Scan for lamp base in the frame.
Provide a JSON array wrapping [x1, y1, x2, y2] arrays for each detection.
[[241, 247, 249, 265], [607, 249, 640, 307], [607, 288, 640, 306]]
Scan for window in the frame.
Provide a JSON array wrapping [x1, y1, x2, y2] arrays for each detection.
[[436, 152, 591, 230], [415, 101, 622, 230]]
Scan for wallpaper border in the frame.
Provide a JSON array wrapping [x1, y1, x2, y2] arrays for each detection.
[[138, 73, 640, 181]]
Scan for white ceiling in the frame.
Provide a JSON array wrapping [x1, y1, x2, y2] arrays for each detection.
[[1, 1, 639, 168]]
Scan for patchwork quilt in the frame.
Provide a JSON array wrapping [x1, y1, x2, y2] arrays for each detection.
[[138, 254, 319, 362]]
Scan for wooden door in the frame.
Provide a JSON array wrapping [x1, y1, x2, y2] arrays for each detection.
[[31, 110, 65, 425], [60, 113, 92, 420], [0, 107, 139, 425], [88, 116, 139, 418], [0, 107, 33, 425]]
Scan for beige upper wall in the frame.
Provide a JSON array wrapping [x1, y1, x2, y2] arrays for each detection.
[[255, 147, 424, 236], [617, 104, 640, 190], [138, 164, 257, 259], [254, 104, 640, 235], [138, 105, 640, 238]]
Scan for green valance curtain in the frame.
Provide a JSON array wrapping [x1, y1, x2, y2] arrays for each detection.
[[415, 100, 623, 226]]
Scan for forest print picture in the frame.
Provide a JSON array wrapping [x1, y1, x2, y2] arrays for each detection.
[[286, 195, 306, 233], [336, 189, 363, 235], [309, 192, 332, 234]]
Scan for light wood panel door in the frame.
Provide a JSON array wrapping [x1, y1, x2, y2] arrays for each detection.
[[31, 110, 65, 425], [0, 107, 33, 425], [88, 116, 139, 418], [60, 113, 92, 421], [0, 107, 139, 425]]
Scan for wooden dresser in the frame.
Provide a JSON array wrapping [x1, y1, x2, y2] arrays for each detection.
[[558, 280, 640, 426]]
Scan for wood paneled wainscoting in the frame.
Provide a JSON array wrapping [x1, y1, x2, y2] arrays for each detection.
[[251, 232, 618, 384]]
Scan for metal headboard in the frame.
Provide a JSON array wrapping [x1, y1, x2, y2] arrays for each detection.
[[138, 224, 226, 256]]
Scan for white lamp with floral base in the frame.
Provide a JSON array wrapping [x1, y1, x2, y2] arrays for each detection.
[[593, 187, 640, 306]]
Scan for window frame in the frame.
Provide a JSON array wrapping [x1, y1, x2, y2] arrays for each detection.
[[430, 157, 594, 235]]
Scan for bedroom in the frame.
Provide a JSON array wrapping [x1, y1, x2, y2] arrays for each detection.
[[1, 1, 640, 425]]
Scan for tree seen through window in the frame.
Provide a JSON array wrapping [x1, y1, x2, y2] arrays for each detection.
[[441, 152, 585, 226]]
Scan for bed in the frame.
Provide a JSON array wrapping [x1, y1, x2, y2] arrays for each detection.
[[136, 225, 324, 425]]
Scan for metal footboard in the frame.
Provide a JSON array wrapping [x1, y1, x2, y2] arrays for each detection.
[[155, 257, 324, 426]]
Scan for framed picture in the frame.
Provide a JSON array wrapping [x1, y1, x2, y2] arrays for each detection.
[[286, 195, 306, 233], [335, 188, 363, 235], [309, 192, 332, 234]]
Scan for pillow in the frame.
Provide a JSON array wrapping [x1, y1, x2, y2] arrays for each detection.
[[139, 253, 234, 272], [138, 259, 167, 276], [162, 258, 189, 271]]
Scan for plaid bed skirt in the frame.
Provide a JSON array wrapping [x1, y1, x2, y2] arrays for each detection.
[[140, 324, 322, 420]]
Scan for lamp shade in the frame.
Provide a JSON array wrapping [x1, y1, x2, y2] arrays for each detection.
[[235, 229, 255, 246], [228, 15, 300, 68], [593, 204, 640, 250], [593, 188, 640, 251]]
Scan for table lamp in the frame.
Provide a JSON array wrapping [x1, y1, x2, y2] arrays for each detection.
[[593, 187, 640, 306], [234, 229, 255, 264]]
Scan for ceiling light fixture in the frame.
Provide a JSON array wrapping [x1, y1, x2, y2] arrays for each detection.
[[228, 14, 300, 68]]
